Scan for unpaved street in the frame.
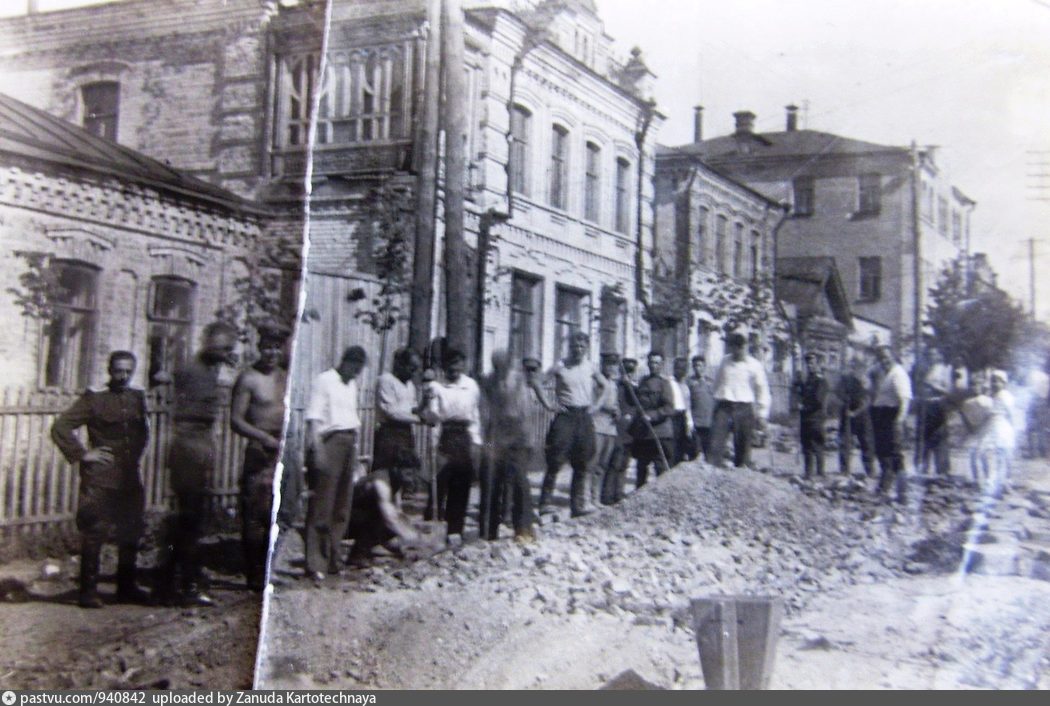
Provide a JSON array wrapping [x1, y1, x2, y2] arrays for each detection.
[[258, 452, 1050, 689]]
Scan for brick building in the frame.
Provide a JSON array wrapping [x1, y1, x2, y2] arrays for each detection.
[[0, 92, 269, 392], [666, 106, 977, 351]]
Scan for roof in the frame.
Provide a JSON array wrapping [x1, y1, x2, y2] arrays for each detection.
[[660, 129, 908, 163], [656, 149, 787, 210], [776, 256, 852, 327], [0, 92, 266, 216]]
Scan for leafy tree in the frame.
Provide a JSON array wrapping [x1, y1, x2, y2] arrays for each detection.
[[6, 250, 61, 321], [925, 257, 1027, 371]]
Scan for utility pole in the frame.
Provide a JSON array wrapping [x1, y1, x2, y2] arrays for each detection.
[[408, 0, 442, 356], [910, 140, 925, 467], [440, 0, 469, 356]]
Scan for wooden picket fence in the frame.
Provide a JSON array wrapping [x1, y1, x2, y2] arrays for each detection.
[[0, 386, 247, 538]]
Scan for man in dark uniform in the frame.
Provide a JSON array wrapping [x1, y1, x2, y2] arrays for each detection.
[[796, 351, 830, 478], [630, 352, 676, 488], [230, 322, 290, 591], [51, 350, 150, 609], [159, 321, 237, 606], [837, 352, 877, 477]]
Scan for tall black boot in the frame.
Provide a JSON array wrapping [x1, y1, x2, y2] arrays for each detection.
[[116, 544, 150, 604], [78, 540, 104, 609]]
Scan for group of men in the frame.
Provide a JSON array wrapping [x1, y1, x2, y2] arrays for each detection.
[[52, 321, 291, 609], [295, 330, 778, 576]]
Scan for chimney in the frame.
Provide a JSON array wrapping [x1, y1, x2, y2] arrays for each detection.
[[26, 0, 39, 14], [786, 104, 799, 132], [693, 105, 704, 142], [733, 110, 756, 136]]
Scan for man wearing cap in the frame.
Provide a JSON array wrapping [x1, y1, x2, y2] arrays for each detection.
[[709, 333, 771, 469], [796, 351, 830, 479], [303, 346, 366, 580], [629, 351, 677, 487], [51, 351, 150, 608], [537, 332, 608, 517], [870, 344, 912, 502], [230, 322, 290, 591], [687, 355, 715, 462]]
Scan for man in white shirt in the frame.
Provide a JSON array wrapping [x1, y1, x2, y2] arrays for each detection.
[[870, 344, 912, 502], [709, 333, 771, 469], [425, 348, 482, 544], [537, 332, 608, 517], [303, 346, 366, 581], [372, 348, 431, 498], [669, 357, 694, 465]]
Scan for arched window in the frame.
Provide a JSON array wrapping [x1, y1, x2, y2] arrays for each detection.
[[549, 124, 569, 210], [44, 261, 99, 390], [615, 157, 631, 234], [584, 141, 601, 222], [81, 81, 119, 141], [147, 276, 196, 385]]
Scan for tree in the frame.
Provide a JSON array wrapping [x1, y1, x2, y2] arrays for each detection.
[[6, 250, 61, 322], [925, 257, 1027, 371]]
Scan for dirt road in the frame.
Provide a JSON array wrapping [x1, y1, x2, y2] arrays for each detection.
[[257, 453, 1050, 689]]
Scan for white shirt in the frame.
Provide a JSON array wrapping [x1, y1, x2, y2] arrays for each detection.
[[666, 375, 694, 429], [549, 359, 598, 408], [872, 363, 912, 409], [427, 375, 482, 445], [305, 368, 361, 435], [712, 355, 772, 420], [375, 372, 418, 425]]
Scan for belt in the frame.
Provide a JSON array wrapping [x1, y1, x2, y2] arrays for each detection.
[[321, 428, 358, 441], [441, 420, 472, 430], [559, 406, 590, 413], [379, 421, 413, 431]]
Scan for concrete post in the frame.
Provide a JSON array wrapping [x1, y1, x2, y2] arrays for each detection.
[[690, 595, 784, 689]]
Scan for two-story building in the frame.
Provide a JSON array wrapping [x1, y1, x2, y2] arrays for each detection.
[[666, 106, 976, 351]]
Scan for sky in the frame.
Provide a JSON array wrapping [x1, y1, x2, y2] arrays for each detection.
[[3, 0, 1049, 319]]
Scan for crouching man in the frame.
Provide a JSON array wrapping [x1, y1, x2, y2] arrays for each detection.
[[51, 351, 150, 608]]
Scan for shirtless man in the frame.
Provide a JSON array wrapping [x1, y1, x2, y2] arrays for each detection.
[[230, 322, 290, 591]]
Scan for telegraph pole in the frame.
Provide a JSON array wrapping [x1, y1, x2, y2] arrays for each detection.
[[408, 0, 442, 355], [440, 0, 469, 355]]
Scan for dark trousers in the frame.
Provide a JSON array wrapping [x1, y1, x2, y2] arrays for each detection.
[[800, 416, 826, 477], [487, 445, 534, 539], [839, 411, 876, 476], [710, 401, 755, 468], [541, 409, 596, 514], [694, 426, 712, 461], [601, 441, 630, 504], [918, 399, 952, 475], [670, 412, 689, 466], [305, 430, 357, 574], [871, 406, 906, 500], [432, 427, 476, 536], [633, 437, 673, 488], [76, 480, 145, 598], [241, 444, 276, 590], [163, 425, 216, 594]]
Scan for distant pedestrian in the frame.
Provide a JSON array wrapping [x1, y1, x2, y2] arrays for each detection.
[[630, 351, 676, 487], [870, 344, 912, 502], [303, 346, 366, 581], [687, 355, 715, 462], [51, 351, 150, 609], [796, 351, 829, 478], [480, 350, 538, 543], [836, 352, 877, 477], [159, 321, 238, 606], [709, 333, 771, 469], [537, 332, 607, 517], [669, 357, 694, 465], [975, 370, 1017, 497], [426, 349, 482, 544], [230, 322, 290, 592]]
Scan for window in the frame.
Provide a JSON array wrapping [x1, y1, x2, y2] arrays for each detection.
[[792, 176, 814, 216], [43, 261, 99, 389], [859, 257, 881, 301], [858, 173, 881, 215], [951, 212, 962, 246], [554, 286, 587, 360], [599, 290, 627, 355], [550, 125, 569, 210], [584, 141, 601, 223], [147, 277, 196, 386], [509, 272, 542, 362], [510, 105, 531, 196], [697, 207, 709, 265], [615, 157, 631, 233], [733, 223, 745, 278], [750, 246, 759, 279], [937, 197, 949, 235], [715, 215, 728, 274], [277, 45, 410, 148], [751, 230, 762, 277], [81, 81, 119, 141]]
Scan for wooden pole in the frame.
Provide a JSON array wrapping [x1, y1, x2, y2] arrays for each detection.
[[441, 0, 470, 356], [408, 0, 442, 355]]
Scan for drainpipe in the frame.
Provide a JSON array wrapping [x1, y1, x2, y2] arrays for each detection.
[[504, 29, 544, 220], [634, 100, 656, 310]]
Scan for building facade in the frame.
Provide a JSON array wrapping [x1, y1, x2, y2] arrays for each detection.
[[666, 106, 976, 350]]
